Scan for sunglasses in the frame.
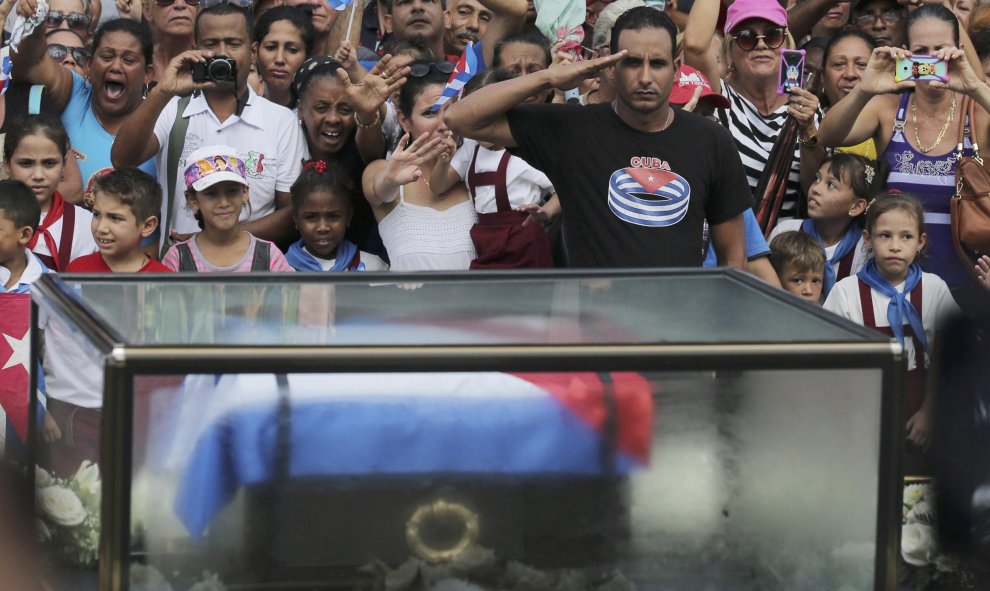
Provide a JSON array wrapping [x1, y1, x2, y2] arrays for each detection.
[[853, 9, 903, 27], [408, 61, 456, 78], [46, 11, 92, 34], [154, 0, 199, 6], [731, 27, 787, 51], [47, 43, 91, 65], [197, 0, 253, 8]]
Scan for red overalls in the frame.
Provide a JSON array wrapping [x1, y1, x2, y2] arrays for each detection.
[[466, 146, 552, 269]]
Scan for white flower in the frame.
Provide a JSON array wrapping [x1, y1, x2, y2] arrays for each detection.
[[38, 485, 87, 527], [906, 500, 934, 524], [189, 571, 226, 591], [35, 518, 51, 542], [35, 466, 54, 488], [130, 564, 174, 591], [904, 483, 928, 508], [72, 461, 101, 504], [902, 523, 938, 566]]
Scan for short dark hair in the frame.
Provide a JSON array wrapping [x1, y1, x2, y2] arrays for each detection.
[[826, 153, 888, 208], [196, 2, 254, 44], [864, 192, 926, 237], [0, 180, 41, 231], [493, 29, 551, 69], [382, 0, 447, 15], [254, 6, 315, 56], [290, 160, 355, 212], [769, 231, 827, 275], [906, 3, 960, 46], [92, 18, 153, 66], [973, 28, 990, 62], [4, 114, 70, 162], [398, 60, 450, 119], [91, 168, 162, 223], [610, 6, 678, 59]]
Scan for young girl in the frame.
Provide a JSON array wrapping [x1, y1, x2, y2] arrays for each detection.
[[3, 115, 96, 271], [824, 193, 959, 450], [430, 70, 559, 269], [285, 160, 388, 272], [770, 154, 888, 299], [162, 145, 293, 273]]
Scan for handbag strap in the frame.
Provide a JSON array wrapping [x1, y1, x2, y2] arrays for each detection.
[[162, 95, 192, 257], [956, 96, 981, 163]]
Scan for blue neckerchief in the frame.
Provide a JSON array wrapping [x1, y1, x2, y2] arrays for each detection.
[[801, 218, 860, 297], [285, 238, 359, 272], [857, 259, 928, 351]]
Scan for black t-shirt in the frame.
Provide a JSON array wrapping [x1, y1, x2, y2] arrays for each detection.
[[506, 103, 752, 268]]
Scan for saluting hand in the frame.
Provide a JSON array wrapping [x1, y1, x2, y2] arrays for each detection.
[[543, 50, 627, 92]]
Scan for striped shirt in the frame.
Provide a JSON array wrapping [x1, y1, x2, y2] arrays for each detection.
[[717, 82, 821, 219]]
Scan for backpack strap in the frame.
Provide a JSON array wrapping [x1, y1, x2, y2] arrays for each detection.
[[858, 279, 876, 327], [251, 240, 271, 271], [176, 242, 198, 272], [28, 85, 44, 115], [162, 95, 193, 258]]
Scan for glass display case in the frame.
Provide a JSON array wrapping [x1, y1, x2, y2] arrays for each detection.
[[28, 270, 906, 591]]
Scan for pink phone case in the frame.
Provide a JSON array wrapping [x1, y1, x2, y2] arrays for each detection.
[[777, 49, 806, 95]]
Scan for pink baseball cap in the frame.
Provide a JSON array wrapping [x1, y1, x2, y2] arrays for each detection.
[[724, 0, 788, 34], [669, 65, 730, 110]]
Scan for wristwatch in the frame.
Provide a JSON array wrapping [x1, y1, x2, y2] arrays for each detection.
[[799, 134, 819, 149]]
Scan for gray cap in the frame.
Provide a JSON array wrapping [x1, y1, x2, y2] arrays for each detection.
[[592, 0, 648, 50]]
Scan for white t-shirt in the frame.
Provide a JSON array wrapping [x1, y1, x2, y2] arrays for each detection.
[[0, 248, 48, 293], [823, 272, 959, 371], [769, 219, 870, 279], [31, 205, 98, 267], [450, 139, 554, 214], [153, 88, 307, 235]]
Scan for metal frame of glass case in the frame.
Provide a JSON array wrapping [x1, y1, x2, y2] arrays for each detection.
[[27, 269, 906, 591]]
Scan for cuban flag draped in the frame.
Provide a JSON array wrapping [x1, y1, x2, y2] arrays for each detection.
[[0, 293, 46, 459], [430, 41, 482, 112], [0, 46, 12, 96]]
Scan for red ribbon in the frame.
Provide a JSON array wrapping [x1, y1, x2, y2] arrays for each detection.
[[304, 160, 328, 174], [27, 191, 66, 265]]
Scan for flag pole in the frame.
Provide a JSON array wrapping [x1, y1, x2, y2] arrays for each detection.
[[344, 0, 360, 44]]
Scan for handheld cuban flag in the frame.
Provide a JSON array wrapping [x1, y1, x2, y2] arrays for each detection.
[[0, 46, 12, 96], [0, 293, 47, 459], [430, 41, 481, 113], [326, 0, 353, 11]]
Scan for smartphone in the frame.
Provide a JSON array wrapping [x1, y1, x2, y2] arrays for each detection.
[[777, 49, 806, 95], [895, 56, 949, 83]]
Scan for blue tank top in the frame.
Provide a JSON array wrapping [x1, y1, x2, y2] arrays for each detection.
[[61, 72, 157, 197], [883, 92, 971, 288]]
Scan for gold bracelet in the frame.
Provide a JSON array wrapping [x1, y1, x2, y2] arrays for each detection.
[[355, 109, 382, 129]]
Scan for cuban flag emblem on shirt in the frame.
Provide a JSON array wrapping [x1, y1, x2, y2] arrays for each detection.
[[607, 167, 690, 227], [430, 41, 481, 112], [0, 46, 12, 96]]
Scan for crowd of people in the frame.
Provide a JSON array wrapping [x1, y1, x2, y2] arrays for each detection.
[[2, 0, 990, 474]]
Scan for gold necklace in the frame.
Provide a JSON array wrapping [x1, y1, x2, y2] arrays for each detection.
[[912, 94, 956, 154]]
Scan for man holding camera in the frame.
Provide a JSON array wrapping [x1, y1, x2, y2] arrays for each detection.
[[112, 0, 305, 248]]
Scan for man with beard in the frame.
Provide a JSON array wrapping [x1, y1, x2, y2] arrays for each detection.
[[445, 7, 748, 268], [443, 0, 526, 64], [386, 0, 446, 58], [112, 1, 305, 248]]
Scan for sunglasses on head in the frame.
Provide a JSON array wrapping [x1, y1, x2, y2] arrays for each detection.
[[731, 26, 787, 51], [197, 0, 253, 9], [47, 43, 90, 65], [154, 0, 199, 6], [46, 11, 92, 34], [408, 61, 456, 78]]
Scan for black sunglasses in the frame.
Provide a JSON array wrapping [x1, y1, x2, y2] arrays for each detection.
[[732, 27, 787, 51], [47, 43, 91, 65], [46, 11, 92, 34], [154, 0, 199, 6], [408, 61, 456, 78]]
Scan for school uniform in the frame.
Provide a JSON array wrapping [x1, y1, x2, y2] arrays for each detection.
[[28, 192, 98, 271], [770, 219, 869, 297], [285, 238, 388, 272], [450, 139, 554, 269], [0, 248, 48, 293]]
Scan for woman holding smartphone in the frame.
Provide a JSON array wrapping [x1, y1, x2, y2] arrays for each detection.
[[819, 4, 990, 292], [683, 0, 826, 220]]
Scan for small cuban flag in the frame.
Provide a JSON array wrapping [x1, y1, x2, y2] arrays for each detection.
[[0, 46, 12, 96], [326, 0, 353, 10], [430, 41, 482, 113]]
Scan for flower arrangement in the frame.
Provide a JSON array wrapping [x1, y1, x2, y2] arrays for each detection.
[[130, 565, 227, 591], [35, 462, 101, 569]]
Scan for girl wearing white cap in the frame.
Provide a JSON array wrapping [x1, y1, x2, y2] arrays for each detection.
[[161, 145, 293, 273]]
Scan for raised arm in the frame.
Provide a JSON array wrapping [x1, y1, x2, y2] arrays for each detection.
[[11, 0, 74, 111], [681, 0, 723, 94], [362, 132, 444, 206], [333, 56, 410, 164], [477, 0, 527, 66], [444, 50, 625, 146], [112, 49, 214, 168], [787, 0, 842, 42]]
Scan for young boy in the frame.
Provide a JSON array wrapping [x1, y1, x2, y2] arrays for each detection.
[[0, 180, 46, 292], [66, 168, 171, 273], [769, 231, 827, 305]]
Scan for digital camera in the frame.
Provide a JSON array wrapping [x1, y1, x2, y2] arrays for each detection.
[[192, 56, 237, 84]]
